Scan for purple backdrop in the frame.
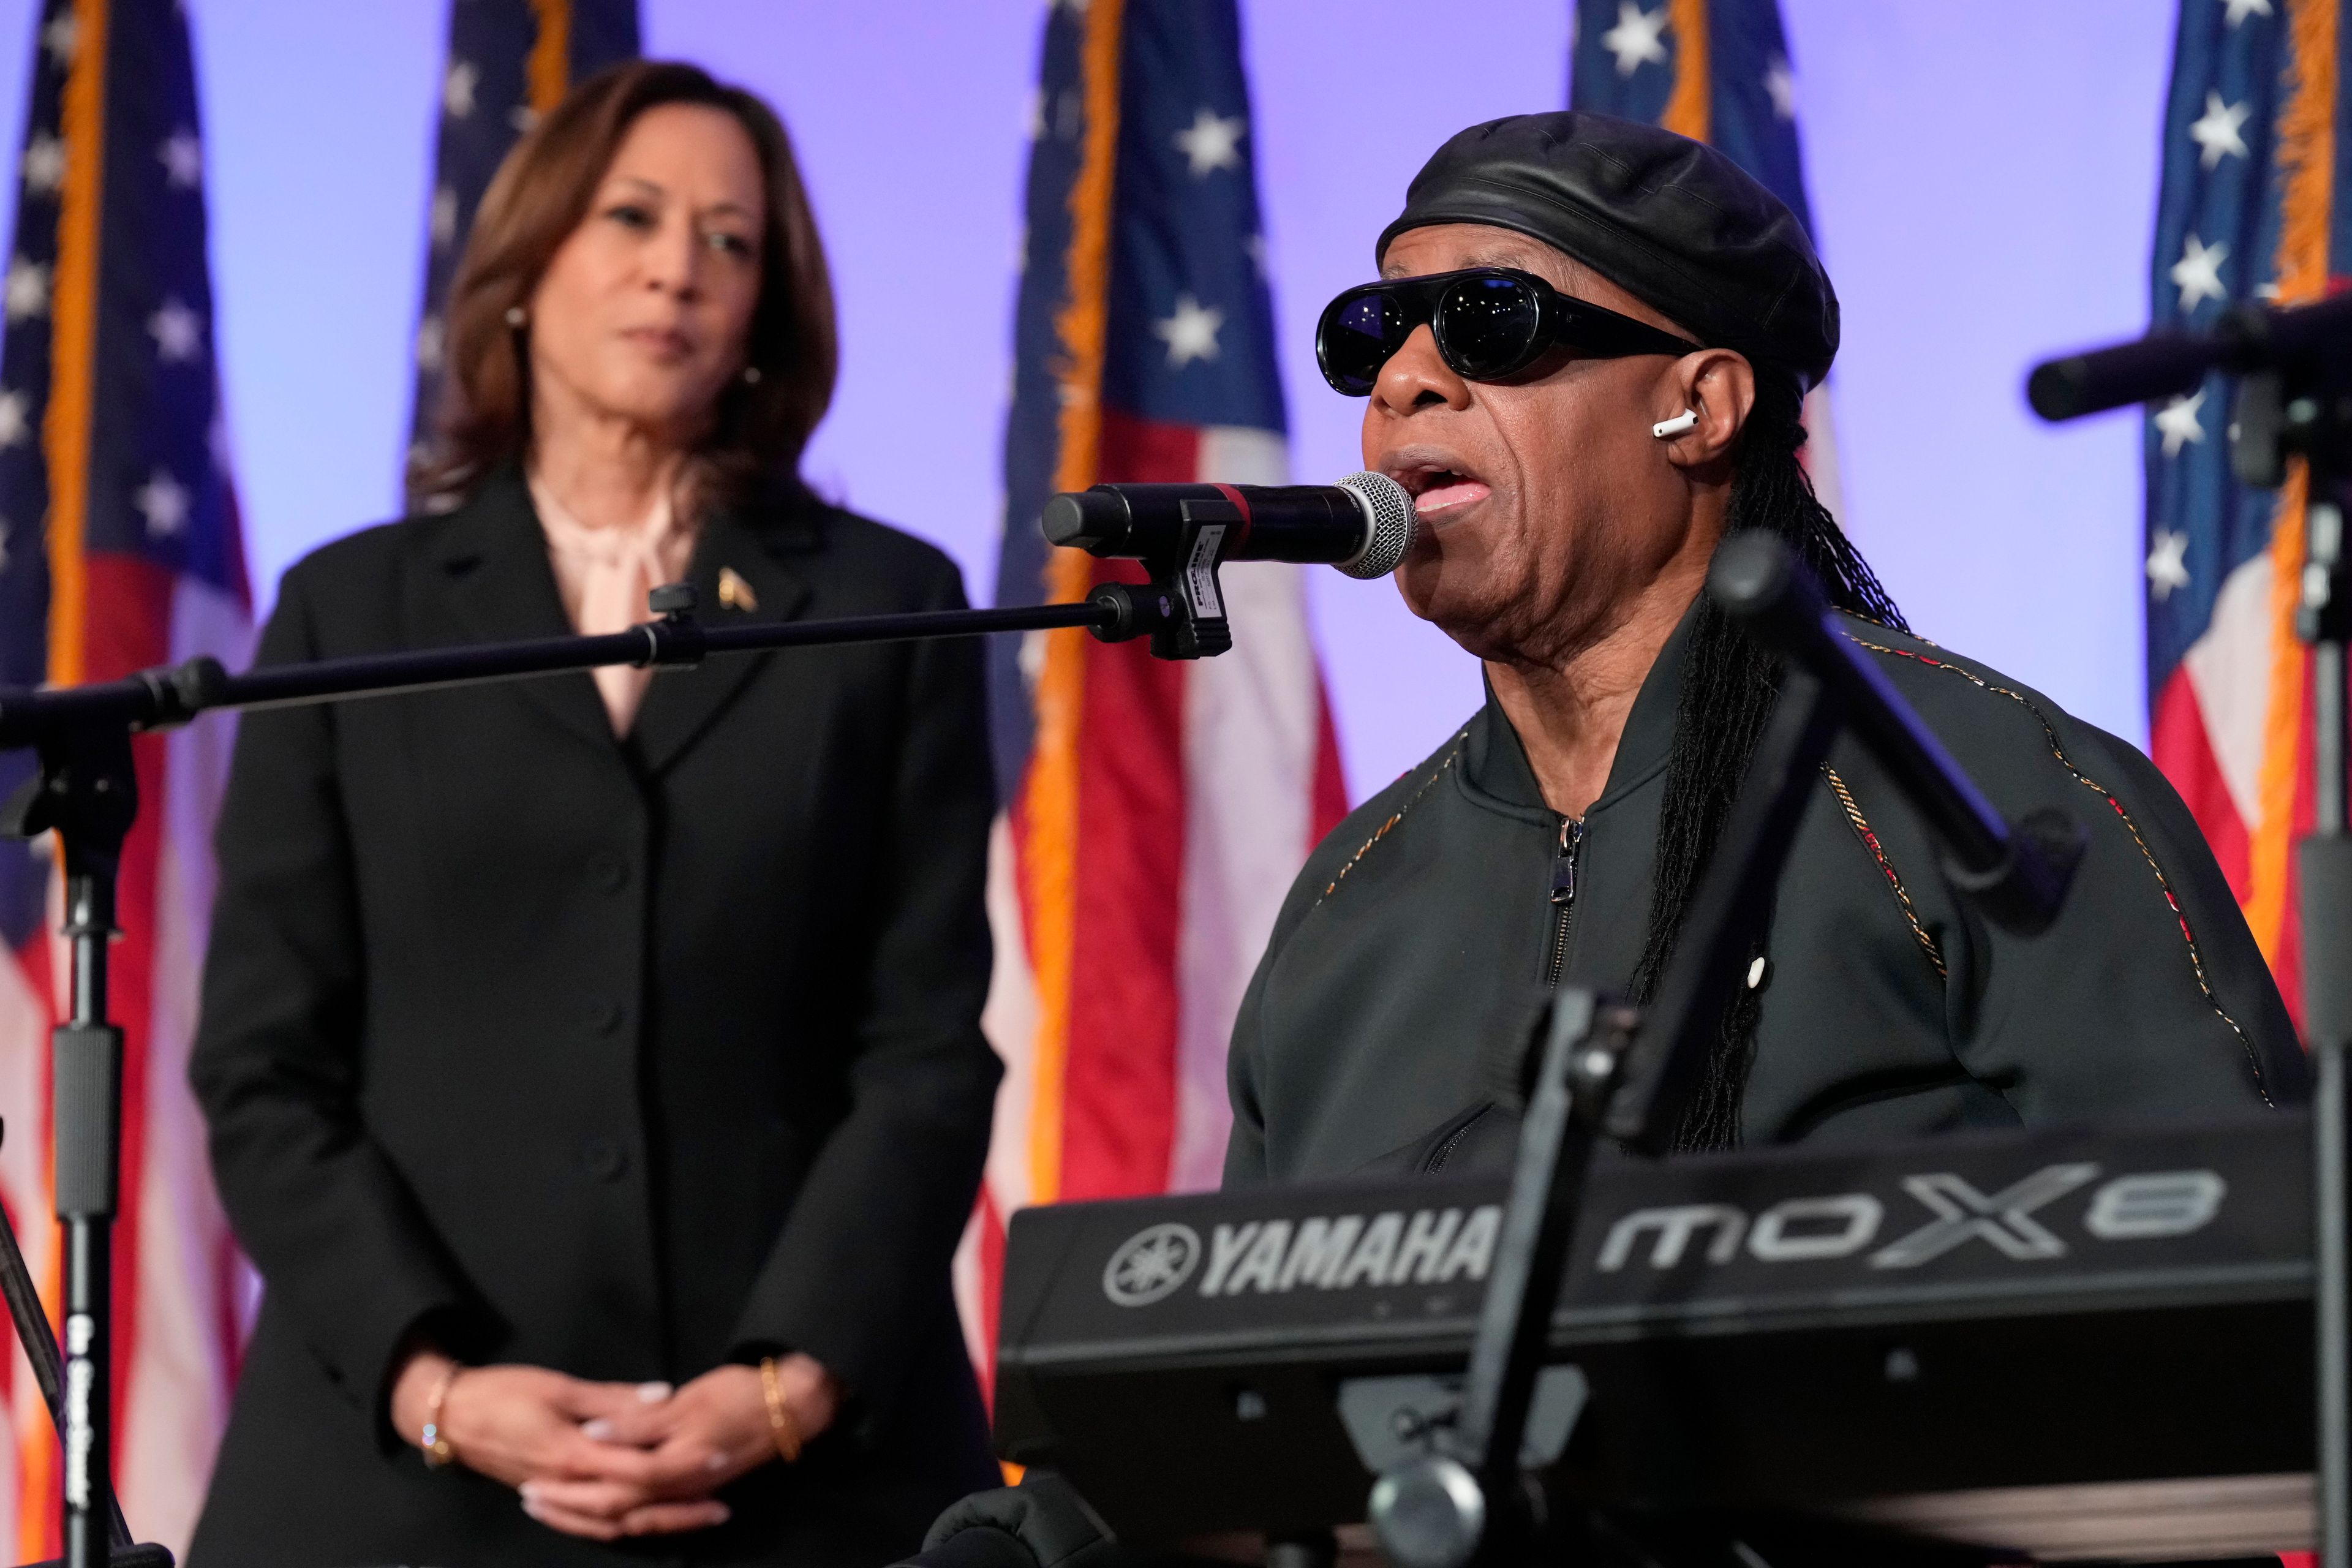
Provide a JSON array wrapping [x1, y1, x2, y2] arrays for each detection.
[[0, 1, 2172, 796]]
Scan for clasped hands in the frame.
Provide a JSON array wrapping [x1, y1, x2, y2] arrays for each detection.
[[390, 1348, 840, 1540]]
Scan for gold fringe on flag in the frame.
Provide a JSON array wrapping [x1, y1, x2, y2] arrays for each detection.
[[1660, 0, 1711, 144], [1023, 0, 1126, 1206], [42, 0, 107, 695], [1049, 0, 1123, 505], [23, 7, 110, 1553], [2247, 0, 2335, 962], [525, 0, 573, 118]]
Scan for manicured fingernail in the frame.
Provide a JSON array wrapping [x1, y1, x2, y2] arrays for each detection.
[[636, 1381, 672, 1401], [706, 1450, 728, 1471], [582, 1417, 616, 1440], [518, 1480, 541, 1502], [521, 1494, 546, 1520]]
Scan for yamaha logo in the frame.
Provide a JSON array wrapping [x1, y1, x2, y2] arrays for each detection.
[[1103, 1222, 1202, 1306], [1104, 1205, 1504, 1306]]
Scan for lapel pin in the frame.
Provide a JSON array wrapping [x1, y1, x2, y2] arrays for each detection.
[[718, 566, 758, 612]]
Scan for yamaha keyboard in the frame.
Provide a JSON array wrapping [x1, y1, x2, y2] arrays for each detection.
[[993, 1114, 2315, 1562]]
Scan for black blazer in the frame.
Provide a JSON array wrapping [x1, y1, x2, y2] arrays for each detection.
[[187, 472, 1003, 1567]]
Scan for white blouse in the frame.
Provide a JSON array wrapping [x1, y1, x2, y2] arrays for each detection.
[[528, 471, 699, 737]]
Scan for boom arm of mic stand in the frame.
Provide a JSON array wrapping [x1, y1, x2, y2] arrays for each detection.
[[1628, 537, 2089, 1149], [2026, 293, 2352, 421], [1707, 534, 2087, 937], [0, 593, 1136, 749]]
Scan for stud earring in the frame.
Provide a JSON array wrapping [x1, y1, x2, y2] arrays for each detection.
[[1651, 409, 1700, 439], [503, 305, 527, 329], [741, 364, 763, 386]]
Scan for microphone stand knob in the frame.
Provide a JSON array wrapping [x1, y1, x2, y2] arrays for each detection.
[[643, 581, 706, 669], [1368, 1454, 1486, 1568]]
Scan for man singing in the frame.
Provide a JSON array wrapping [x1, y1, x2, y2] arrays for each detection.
[[1226, 110, 2302, 1182], [905, 105, 2304, 1568]]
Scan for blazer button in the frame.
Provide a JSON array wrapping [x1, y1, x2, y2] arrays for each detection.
[[587, 850, 629, 894], [581, 1137, 628, 1182], [587, 997, 625, 1036]]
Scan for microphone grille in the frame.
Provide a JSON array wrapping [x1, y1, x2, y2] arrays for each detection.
[[1332, 471, 1417, 579]]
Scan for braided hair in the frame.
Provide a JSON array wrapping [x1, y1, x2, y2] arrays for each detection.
[[1626, 375, 1907, 1151]]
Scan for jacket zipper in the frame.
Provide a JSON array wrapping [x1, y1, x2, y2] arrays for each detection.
[[1544, 815, 1585, 987], [1423, 1106, 1490, 1174]]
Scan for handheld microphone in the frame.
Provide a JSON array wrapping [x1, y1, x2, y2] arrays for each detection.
[[1040, 471, 1417, 580]]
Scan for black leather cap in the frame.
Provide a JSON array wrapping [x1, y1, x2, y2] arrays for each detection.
[[1377, 111, 1838, 391]]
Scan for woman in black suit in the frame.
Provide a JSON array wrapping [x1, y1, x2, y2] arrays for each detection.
[[188, 61, 1000, 1566]]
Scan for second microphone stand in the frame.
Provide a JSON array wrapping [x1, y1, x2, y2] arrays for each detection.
[[2033, 296, 2352, 1565]]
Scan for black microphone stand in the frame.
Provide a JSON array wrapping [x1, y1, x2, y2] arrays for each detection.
[[0, 1119, 162, 1568], [0, 569, 1195, 1568], [1366, 537, 2086, 1568], [2032, 299, 2352, 1567]]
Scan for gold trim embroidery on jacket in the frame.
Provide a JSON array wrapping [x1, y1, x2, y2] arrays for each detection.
[[1842, 633, 2272, 1106], [1821, 763, 1947, 979], [1317, 730, 1470, 906]]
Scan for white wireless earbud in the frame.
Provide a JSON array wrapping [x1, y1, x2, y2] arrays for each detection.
[[1651, 409, 1700, 439]]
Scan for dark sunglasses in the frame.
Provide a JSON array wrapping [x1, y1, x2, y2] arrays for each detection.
[[1315, 266, 1702, 396]]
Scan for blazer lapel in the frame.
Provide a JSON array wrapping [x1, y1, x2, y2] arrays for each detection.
[[629, 509, 812, 775], [429, 472, 617, 756]]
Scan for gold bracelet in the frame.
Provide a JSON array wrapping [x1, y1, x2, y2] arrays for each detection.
[[758, 1357, 802, 1463], [420, 1362, 461, 1470]]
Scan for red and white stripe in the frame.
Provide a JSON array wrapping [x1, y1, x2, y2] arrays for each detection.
[[2150, 540, 2313, 1017], [954, 420, 1348, 1391]]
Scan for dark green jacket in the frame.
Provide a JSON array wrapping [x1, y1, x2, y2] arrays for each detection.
[[1227, 608, 2306, 1182]]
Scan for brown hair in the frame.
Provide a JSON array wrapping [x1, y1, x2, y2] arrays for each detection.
[[412, 60, 837, 513]]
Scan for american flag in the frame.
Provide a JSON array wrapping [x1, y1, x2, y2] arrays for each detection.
[[1569, 0, 1845, 519], [955, 0, 1348, 1393], [409, 0, 639, 473], [0, 0, 249, 1555], [2144, 0, 2323, 1025]]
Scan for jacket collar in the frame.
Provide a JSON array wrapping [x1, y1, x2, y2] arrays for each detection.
[[429, 468, 610, 755], [1463, 591, 1698, 818], [428, 466, 816, 771]]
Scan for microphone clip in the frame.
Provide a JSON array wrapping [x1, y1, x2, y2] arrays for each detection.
[[1085, 494, 1237, 660]]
